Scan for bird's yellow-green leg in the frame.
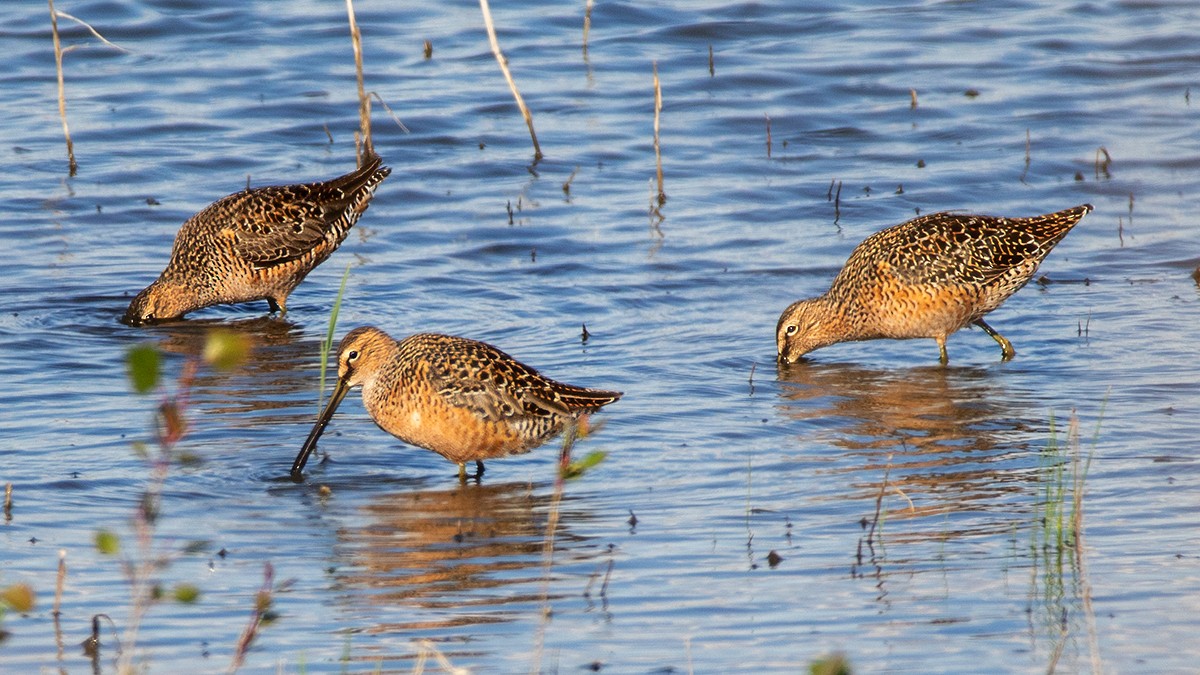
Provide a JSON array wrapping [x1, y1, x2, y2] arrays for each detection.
[[457, 460, 486, 482], [974, 319, 1015, 360], [936, 336, 949, 365]]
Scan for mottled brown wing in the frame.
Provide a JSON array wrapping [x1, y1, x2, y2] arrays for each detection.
[[426, 338, 563, 424], [213, 188, 335, 267], [870, 212, 1044, 287], [224, 157, 389, 268], [426, 336, 621, 423]]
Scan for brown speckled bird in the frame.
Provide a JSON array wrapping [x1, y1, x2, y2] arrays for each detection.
[[776, 204, 1092, 364], [291, 327, 622, 481], [122, 156, 390, 325]]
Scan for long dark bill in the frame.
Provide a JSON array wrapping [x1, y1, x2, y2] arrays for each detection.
[[290, 377, 352, 478]]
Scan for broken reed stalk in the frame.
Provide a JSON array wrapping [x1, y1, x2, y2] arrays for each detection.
[[3, 482, 11, 522], [653, 62, 665, 205], [54, 549, 67, 616], [582, 0, 594, 57], [345, 0, 373, 162], [48, 0, 78, 175], [479, 0, 542, 160], [53, 550, 67, 662]]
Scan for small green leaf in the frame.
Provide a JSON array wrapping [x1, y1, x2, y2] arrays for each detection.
[[0, 583, 35, 613], [254, 590, 273, 613], [126, 345, 161, 394], [172, 583, 201, 604], [203, 329, 250, 371], [810, 654, 853, 675], [94, 530, 120, 555], [562, 450, 608, 480]]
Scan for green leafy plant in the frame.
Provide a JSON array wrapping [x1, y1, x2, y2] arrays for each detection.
[[101, 331, 250, 671]]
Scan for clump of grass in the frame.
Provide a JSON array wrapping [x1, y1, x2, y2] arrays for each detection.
[[1031, 405, 1104, 674]]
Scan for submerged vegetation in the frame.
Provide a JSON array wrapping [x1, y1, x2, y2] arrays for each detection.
[[1031, 408, 1103, 674]]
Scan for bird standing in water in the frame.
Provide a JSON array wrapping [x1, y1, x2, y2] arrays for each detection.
[[123, 156, 390, 325], [776, 204, 1092, 364], [291, 327, 622, 481]]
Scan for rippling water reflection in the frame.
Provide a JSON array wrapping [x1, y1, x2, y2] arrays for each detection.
[[3, 0, 1200, 671]]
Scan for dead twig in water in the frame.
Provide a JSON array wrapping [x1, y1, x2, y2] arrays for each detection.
[[1094, 146, 1112, 180], [480, 0, 542, 160], [345, 0, 373, 162], [653, 62, 666, 205], [48, 0, 77, 175], [562, 165, 579, 196], [228, 562, 275, 674], [54, 10, 131, 53], [582, 0, 594, 58], [369, 91, 410, 133], [764, 114, 772, 158], [53, 549, 67, 663]]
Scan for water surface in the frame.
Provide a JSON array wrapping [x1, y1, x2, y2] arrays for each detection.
[[2, 0, 1199, 672]]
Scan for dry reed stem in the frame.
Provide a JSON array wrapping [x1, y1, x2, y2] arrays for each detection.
[[413, 639, 469, 675], [345, 0, 373, 162], [1094, 146, 1112, 179], [480, 0, 542, 160], [653, 62, 665, 205], [3, 482, 11, 521], [48, 0, 77, 175], [582, 0, 594, 57], [55, 10, 131, 53], [228, 562, 273, 674], [54, 549, 66, 616], [369, 91, 410, 133], [909, 88, 918, 108], [54, 549, 67, 662]]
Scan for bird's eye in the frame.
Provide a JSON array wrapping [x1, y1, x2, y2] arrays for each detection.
[[347, 350, 360, 362], [785, 325, 798, 336]]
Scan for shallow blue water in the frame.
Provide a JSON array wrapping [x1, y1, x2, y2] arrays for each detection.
[[2, 0, 1200, 672]]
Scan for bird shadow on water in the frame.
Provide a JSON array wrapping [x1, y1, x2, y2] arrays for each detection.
[[774, 359, 1044, 539]]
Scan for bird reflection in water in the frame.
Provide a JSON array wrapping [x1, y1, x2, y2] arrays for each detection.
[[331, 480, 594, 636], [141, 316, 315, 424], [776, 359, 1038, 535]]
